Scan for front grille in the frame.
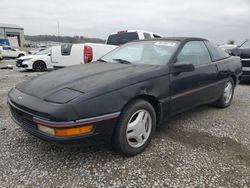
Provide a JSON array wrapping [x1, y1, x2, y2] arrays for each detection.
[[242, 71, 250, 76], [16, 59, 24, 64], [16, 59, 24, 67], [10, 100, 50, 119], [242, 60, 250, 67], [9, 104, 37, 129]]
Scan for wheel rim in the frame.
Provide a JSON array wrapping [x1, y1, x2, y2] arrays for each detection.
[[126, 109, 152, 148], [224, 81, 233, 104], [35, 62, 44, 71]]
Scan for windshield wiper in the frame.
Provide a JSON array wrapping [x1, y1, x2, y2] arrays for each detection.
[[112, 58, 131, 64], [98, 59, 107, 63]]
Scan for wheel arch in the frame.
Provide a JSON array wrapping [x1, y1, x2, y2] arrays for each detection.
[[230, 74, 237, 87], [18, 53, 25, 58], [121, 94, 163, 125], [33, 60, 47, 69]]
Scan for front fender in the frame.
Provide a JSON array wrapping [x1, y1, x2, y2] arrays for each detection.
[[22, 60, 34, 69], [71, 74, 170, 120]]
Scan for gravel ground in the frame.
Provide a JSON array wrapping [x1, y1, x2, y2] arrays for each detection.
[[0, 60, 250, 187]]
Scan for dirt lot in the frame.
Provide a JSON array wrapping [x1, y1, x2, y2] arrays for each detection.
[[0, 60, 249, 187]]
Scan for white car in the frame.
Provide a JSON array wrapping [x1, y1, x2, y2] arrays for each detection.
[[16, 48, 53, 71], [2, 46, 26, 59], [51, 30, 162, 68], [219, 44, 237, 54], [28, 47, 46, 55]]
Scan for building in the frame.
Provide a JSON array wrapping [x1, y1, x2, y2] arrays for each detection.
[[0, 24, 25, 47]]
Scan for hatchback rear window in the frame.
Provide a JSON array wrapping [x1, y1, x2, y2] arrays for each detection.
[[106, 32, 139, 45], [205, 41, 230, 61]]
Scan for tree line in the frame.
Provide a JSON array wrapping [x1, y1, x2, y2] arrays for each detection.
[[25, 35, 105, 44]]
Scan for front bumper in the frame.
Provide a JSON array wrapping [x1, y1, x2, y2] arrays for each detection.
[[8, 98, 119, 144], [16, 60, 29, 68]]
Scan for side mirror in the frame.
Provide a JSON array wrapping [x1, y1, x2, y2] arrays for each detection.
[[171, 62, 195, 74], [47, 53, 51, 56]]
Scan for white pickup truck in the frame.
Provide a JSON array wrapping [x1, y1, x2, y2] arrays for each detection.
[[51, 30, 162, 68]]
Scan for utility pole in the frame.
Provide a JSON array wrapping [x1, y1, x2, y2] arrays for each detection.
[[57, 21, 60, 42]]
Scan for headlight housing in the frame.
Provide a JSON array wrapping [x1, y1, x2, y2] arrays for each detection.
[[22, 58, 33, 61]]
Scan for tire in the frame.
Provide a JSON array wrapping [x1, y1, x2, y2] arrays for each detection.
[[112, 99, 156, 156], [213, 78, 235, 108], [33, 61, 46, 72], [17, 54, 24, 58]]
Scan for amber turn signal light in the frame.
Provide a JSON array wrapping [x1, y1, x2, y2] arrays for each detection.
[[54, 125, 93, 137]]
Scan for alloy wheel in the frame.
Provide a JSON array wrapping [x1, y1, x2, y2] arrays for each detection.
[[224, 81, 233, 104], [126, 109, 152, 148]]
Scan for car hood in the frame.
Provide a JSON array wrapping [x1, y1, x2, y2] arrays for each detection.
[[18, 54, 45, 60], [15, 62, 168, 102]]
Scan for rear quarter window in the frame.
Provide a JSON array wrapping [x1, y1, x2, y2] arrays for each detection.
[[205, 41, 230, 61], [106, 32, 139, 45], [153, 34, 162, 38]]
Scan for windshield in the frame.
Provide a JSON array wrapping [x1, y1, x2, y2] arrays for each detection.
[[240, 40, 250, 49], [101, 40, 180, 65], [36, 48, 50, 55], [106, 32, 139, 45]]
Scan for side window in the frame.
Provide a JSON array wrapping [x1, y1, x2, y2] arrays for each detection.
[[143, 33, 151, 39], [177, 41, 211, 66], [153, 34, 161, 38], [8, 47, 15, 51], [205, 41, 230, 61]]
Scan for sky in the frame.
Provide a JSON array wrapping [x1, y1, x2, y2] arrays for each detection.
[[0, 0, 249, 44]]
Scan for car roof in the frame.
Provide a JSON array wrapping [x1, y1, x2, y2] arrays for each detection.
[[109, 30, 162, 36], [146, 37, 208, 42], [125, 37, 208, 45]]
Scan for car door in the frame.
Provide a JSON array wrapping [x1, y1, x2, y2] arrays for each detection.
[[2, 46, 10, 57], [8, 47, 18, 58], [168, 40, 218, 115]]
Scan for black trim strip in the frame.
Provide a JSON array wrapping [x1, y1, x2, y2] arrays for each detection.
[[160, 79, 227, 102]]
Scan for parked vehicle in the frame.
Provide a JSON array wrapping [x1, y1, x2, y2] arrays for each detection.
[[16, 48, 53, 71], [2, 46, 26, 59], [219, 44, 237, 54], [51, 30, 162, 68], [8, 37, 241, 156], [230, 40, 250, 81], [0, 46, 3, 60], [51, 43, 117, 68], [28, 47, 47, 55], [106, 30, 162, 45]]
